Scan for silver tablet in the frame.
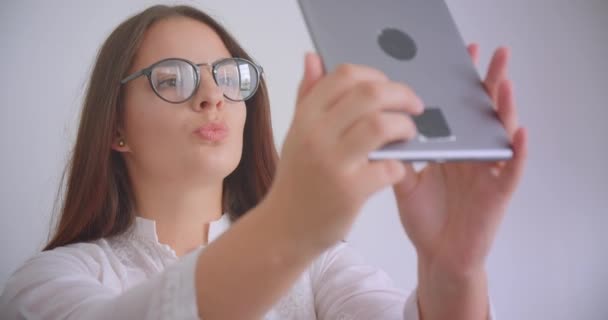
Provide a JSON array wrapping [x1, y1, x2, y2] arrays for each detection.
[[297, 0, 513, 161]]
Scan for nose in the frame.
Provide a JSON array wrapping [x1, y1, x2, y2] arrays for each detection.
[[191, 71, 224, 113]]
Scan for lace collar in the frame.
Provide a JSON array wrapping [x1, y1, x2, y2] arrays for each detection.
[[130, 213, 231, 247]]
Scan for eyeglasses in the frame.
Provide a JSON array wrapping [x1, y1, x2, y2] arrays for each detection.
[[120, 57, 264, 103]]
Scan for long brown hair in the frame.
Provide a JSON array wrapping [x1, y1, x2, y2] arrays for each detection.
[[44, 5, 278, 251]]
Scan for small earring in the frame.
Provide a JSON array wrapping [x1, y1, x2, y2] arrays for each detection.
[[118, 139, 125, 147]]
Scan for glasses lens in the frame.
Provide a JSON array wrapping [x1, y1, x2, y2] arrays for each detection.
[[150, 59, 197, 103], [215, 59, 259, 101]]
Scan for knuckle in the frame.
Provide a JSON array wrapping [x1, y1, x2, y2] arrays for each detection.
[[366, 113, 388, 138], [358, 82, 384, 101], [361, 66, 389, 82], [335, 64, 359, 79]]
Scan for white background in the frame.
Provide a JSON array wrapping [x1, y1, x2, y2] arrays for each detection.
[[1, 1, 607, 319]]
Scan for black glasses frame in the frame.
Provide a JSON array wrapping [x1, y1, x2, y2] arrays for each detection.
[[120, 57, 264, 103]]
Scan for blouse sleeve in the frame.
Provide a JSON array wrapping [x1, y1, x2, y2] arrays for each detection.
[[0, 244, 202, 320], [310, 242, 495, 320]]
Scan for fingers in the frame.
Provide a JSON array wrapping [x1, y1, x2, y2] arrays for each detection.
[[299, 63, 390, 114], [475, 45, 525, 192], [392, 161, 420, 199], [485, 47, 510, 102], [290, 56, 426, 200], [296, 52, 324, 104], [496, 79, 519, 137], [467, 43, 480, 65], [338, 112, 418, 161], [358, 159, 407, 197], [499, 127, 528, 193], [326, 81, 423, 136]]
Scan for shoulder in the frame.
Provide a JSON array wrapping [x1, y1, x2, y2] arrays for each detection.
[[0, 237, 150, 319], [309, 241, 364, 275], [31, 239, 117, 275], [1, 238, 119, 301], [308, 241, 401, 291]]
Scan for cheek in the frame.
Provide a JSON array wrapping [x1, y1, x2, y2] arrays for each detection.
[[123, 92, 181, 155], [237, 103, 247, 132], [233, 103, 247, 147]]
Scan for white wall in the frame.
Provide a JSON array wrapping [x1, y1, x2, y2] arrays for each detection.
[[1, 1, 606, 319]]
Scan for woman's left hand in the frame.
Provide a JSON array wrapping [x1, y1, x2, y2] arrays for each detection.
[[393, 44, 528, 319]]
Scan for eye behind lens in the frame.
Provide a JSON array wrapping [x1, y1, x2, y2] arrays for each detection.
[[214, 58, 260, 101]]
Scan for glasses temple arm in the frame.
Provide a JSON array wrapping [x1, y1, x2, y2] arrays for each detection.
[[120, 69, 146, 84]]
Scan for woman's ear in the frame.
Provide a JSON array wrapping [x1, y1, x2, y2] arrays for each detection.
[[111, 130, 131, 152]]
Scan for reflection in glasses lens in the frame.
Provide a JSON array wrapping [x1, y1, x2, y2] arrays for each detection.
[[150, 59, 198, 103], [146, 58, 260, 103]]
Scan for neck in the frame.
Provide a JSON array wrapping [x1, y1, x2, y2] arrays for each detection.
[[131, 175, 224, 256]]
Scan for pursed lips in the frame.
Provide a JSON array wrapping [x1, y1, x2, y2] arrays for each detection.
[[194, 121, 229, 142]]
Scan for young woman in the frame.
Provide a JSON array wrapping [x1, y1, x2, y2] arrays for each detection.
[[0, 4, 526, 320]]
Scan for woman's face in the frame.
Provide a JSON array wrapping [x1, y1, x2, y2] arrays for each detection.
[[119, 17, 246, 185]]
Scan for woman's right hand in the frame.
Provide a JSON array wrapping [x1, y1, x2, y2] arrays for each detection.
[[265, 53, 424, 253]]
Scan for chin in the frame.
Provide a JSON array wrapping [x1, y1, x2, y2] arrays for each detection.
[[191, 155, 240, 179]]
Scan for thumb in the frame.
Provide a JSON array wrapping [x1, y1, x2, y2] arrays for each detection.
[[393, 162, 419, 199], [296, 52, 324, 104]]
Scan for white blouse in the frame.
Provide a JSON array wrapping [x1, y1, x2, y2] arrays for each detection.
[[0, 214, 489, 319]]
